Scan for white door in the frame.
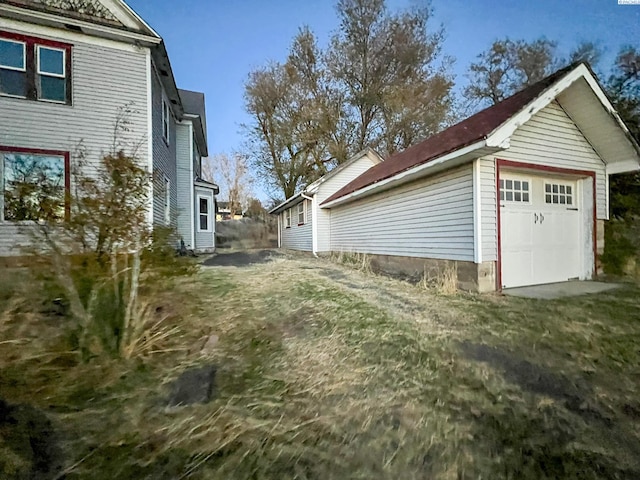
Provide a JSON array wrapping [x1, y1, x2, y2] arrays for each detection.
[[500, 173, 582, 289]]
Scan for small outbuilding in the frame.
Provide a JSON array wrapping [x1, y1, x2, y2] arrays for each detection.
[[271, 63, 640, 292]]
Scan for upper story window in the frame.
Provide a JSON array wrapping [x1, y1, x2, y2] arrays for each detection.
[[162, 98, 171, 144], [0, 32, 72, 105]]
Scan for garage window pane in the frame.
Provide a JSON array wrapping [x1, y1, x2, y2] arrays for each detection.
[[546, 194, 552, 203], [506, 191, 513, 201], [523, 193, 529, 202], [506, 180, 513, 189], [522, 181, 529, 191], [514, 192, 521, 202]]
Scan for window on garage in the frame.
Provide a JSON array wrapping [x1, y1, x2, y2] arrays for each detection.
[[545, 183, 573, 205], [500, 178, 530, 203]]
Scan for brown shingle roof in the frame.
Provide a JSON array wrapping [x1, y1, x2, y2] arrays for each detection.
[[322, 63, 579, 205]]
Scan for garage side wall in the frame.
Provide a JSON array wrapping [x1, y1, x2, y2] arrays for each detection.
[[329, 165, 475, 261], [479, 100, 607, 261], [281, 200, 312, 252]]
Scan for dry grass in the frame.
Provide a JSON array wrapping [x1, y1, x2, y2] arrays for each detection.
[[418, 261, 459, 295], [1, 253, 640, 479]]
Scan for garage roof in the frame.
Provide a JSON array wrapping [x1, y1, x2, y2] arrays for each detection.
[[322, 62, 640, 207]]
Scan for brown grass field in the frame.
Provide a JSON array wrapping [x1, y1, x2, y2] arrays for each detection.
[[1, 249, 639, 479]]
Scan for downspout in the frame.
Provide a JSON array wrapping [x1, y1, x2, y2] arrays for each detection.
[[301, 193, 317, 257]]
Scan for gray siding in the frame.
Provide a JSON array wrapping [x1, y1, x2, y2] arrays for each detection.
[[330, 166, 475, 261], [0, 26, 149, 255], [195, 187, 215, 250], [315, 153, 379, 252], [151, 70, 178, 226], [480, 100, 608, 261], [281, 200, 312, 251], [175, 123, 193, 248]]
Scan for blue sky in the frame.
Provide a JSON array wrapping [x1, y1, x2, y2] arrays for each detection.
[[127, 0, 639, 188]]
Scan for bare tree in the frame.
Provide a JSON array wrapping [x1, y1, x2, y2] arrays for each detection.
[[210, 152, 253, 216], [464, 38, 558, 107], [244, 0, 454, 200]]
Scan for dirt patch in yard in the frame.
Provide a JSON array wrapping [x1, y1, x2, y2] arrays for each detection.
[[460, 341, 612, 425], [202, 249, 282, 267]]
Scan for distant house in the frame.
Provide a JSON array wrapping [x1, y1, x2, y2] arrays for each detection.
[[271, 63, 640, 292], [216, 202, 243, 221], [0, 0, 218, 255]]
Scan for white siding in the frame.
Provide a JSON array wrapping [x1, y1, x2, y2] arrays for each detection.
[[175, 123, 193, 248], [0, 24, 149, 256], [195, 187, 214, 250], [330, 166, 475, 261], [480, 158, 498, 262], [281, 200, 312, 251], [501, 101, 606, 218], [480, 100, 608, 262], [315, 152, 380, 252]]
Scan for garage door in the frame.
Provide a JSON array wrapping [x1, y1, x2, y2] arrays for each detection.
[[500, 173, 582, 289]]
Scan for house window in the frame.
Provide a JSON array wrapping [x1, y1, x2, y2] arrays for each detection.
[[298, 201, 305, 225], [0, 32, 71, 104], [545, 182, 573, 205], [1, 149, 67, 222], [285, 208, 291, 228], [198, 196, 211, 231], [163, 177, 171, 225], [162, 98, 170, 144], [0, 38, 26, 97], [500, 178, 530, 203], [37, 46, 66, 102]]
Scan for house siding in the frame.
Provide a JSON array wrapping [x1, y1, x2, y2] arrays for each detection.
[[329, 165, 475, 261], [281, 200, 312, 251], [315, 153, 380, 253], [151, 70, 178, 226], [0, 24, 149, 256], [175, 122, 193, 248], [480, 100, 607, 261], [195, 187, 215, 250]]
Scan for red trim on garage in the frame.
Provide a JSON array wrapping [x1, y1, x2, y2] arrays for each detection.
[[495, 159, 598, 291], [0, 145, 71, 221]]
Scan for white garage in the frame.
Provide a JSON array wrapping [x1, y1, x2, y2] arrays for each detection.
[[499, 170, 593, 289], [276, 63, 640, 292]]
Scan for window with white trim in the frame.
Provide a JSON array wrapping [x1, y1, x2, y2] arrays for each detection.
[[198, 196, 211, 231], [298, 201, 305, 225], [285, 208, 291, 228], [0, 32, 71, 104], [1, 150, 66, 222], [162, 98, 171, 144], [163, 177, 171, 225], [500, 178, 530, 203], [0, 38, 26, 98], [545, 182, 573, 205], [37, 46, 66, 102]]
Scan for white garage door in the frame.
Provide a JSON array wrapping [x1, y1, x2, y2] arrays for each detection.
[[500, 173, 582, 289]]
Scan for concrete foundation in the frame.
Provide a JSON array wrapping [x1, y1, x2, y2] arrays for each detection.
[[366, 253, 497, 293]]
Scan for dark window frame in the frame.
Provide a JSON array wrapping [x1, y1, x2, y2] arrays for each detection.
[[0, 145, 71, 222], [0, 30, 72, 105]]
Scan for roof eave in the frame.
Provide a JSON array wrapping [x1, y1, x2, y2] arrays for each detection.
[[321, 140, 495, 208], [268, 192, 306, 215]]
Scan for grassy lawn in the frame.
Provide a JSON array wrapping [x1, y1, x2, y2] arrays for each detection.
[[1, 251, 639, 479]]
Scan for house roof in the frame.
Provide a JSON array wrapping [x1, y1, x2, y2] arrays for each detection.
[[268, 148, 384, 215], [322, 63, 580, 206], [179, 89, 208, 157]]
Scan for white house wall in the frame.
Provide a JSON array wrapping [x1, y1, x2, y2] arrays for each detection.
[[281, 200, 312, 251], [0, 19, 149, 256], [315, 152, 380, 253], [329, 165, 475, 261], [480, 100, 607, 261], [175, 122, 193, 248]]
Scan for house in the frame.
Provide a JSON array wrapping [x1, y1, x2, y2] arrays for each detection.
[[0, 0, 217, 256], [269, 148, 383, 253], [216, 201, 243, 221], [271, 63, 640, 292]]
